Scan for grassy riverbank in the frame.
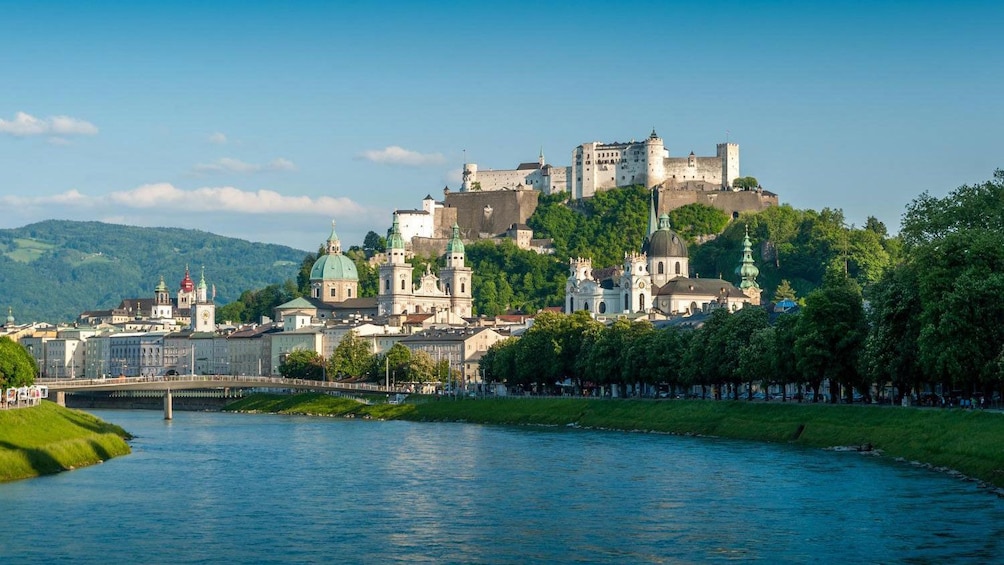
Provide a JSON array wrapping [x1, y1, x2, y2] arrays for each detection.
[[0, 401, 132, 482], [226, 394, 1004, 489]]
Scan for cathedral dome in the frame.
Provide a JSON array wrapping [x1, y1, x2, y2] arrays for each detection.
[[310, 253, 359, 282], [647, 214, 688, 258]]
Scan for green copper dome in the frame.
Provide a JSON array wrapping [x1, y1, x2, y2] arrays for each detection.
[[155, 275, 168, 293], [446, 223, 464, 254], [310, 252, 359, 281]]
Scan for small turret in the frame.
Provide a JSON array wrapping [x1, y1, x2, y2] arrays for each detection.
[[5, 306, 14, 327]]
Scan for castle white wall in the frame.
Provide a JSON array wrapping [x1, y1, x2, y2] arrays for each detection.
[[398, 211, 435, 241]]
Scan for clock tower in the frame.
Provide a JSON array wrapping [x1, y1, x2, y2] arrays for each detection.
[[190, 267, 216, 333]]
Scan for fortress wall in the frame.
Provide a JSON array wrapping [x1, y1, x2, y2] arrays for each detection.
[[664, 157, 723, 185], [444, 190, 539, 238], [659, 189, 778, 217]]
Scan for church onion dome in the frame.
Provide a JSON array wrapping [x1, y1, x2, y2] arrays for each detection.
[[155, 276, 168, 293], [737, 225, 761, 290], [386, 213, 406, 250], [310, 221, 358, 281], [446, 223, 464, 254], [647, 214, 688, 258], [180, 266, 195, 292]]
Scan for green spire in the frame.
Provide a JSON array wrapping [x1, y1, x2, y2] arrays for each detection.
[[446, 223, 465, 254], [738, 225, 760, 290], [387, 213, 405, 250], [198, 266, 208, 290], [647, 190, 658, 237], [155, 275, 168, 293], [5, 306, 13, 326]]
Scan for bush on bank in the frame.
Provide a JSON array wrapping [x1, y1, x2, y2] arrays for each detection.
[[0, 401, 132, 482], [227, 394, 1004, 488]]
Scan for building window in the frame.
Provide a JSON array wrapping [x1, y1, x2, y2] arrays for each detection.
[[400, 279, 406, 290], [385, 278, 390, 292], [599, 302, 606, 314], [330, 288, 336, 297], [461, 283, 466, 293], [639, 294, 646, 311], [675, 261, 681, 275], [347, 288, 352, 298], [658, 262, 665, 274]]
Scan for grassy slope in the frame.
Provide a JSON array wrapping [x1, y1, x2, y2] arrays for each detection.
[[227, 394, 1004, 488], [0, 402, 132, 482]]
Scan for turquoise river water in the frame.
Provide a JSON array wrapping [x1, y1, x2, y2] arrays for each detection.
[[1, 409, 1002, 563]]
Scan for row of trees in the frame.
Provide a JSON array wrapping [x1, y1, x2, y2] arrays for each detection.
[[277, 332, 455, 385], [479, 274, 869, 402]]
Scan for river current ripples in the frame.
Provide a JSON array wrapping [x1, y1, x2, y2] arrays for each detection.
[[2, 409, 1002, 564]]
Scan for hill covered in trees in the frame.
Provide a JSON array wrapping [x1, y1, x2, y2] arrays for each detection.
[[0, 220, 306, 322]]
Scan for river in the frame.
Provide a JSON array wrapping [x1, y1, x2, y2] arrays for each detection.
[[2, 410, 1002, 563]]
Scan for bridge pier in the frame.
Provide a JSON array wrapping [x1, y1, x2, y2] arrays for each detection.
[[55, 391, 66, 407], [164, 389, 173, 420]]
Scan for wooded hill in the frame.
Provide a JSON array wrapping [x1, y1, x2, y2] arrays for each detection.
[[0, 220, 305, 322]]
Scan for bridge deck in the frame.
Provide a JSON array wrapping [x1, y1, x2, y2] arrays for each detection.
[[37, 375, 398, 394]]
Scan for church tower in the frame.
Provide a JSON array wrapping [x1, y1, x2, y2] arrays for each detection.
[[378, 213, 414, 315], [178, 265, 196, 310], [441, 223, 472, 317], [191, 267, 216, 332], [621, 252, 651, 313], [736, 225, 762, 305], [152, 276, 174, 320]]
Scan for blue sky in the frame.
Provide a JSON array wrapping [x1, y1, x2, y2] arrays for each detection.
[[0, 1, 1000, 252]]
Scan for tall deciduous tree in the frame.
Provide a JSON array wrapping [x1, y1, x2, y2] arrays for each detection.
[[328, 331, 374, 379], [278, 349, 324, 381], [0, 337, 37, 388], [795, 277, 867, 403]]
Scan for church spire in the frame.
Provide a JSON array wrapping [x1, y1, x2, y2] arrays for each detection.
[[326, 220, 342, 255], [5, 306, 13, 327], [737, 225, 760, 290]]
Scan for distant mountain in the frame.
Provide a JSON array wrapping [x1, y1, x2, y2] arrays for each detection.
[[0, 220, 308, 322]]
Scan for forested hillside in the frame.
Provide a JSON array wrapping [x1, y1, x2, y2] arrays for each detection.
[[0, 220, 306, 322]]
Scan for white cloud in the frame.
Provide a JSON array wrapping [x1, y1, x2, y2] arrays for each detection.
[[0, 112, 98, 137], [359, 145, 446, 167], [2, 184, 363, 216], [193, 157, 298, 175], [207, 132, 228, 144]]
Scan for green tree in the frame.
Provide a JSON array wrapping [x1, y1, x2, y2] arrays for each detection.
[[864, 264, 923, 403], [0, 337, 37, 388], [328, 331, 374, 379], [666, 203, 730, 242], [795, 277, 867, 403], [774, 279, 796, 301], [404, 350, 435, 383], [733, 176, 759, 190], [362, 231, 386, 257], [278, 349, 324, 381]]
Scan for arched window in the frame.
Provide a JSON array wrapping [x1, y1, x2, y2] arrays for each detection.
[[583, 301, 590, 312], [690, 301, 698, 313], [675, 262, 681, 275], [599, 302, 606, 314], [347, 288, 352, 298], [461, 283, 465, 293], [658, 261, 665, 274], [385, 278, 390, 292], [639, 294, 646, 311], [400, 279, 405, 290]]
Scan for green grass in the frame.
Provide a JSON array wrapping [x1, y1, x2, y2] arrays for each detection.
[[0, 401, 132, 482], [228, 394, 1004, 488], [5, 238, 56, 263]]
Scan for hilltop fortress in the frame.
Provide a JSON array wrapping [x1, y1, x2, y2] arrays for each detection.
[[399, 129, 777, 252]]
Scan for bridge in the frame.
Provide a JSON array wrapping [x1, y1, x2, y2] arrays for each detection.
[[38, 376, 401, 420]]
